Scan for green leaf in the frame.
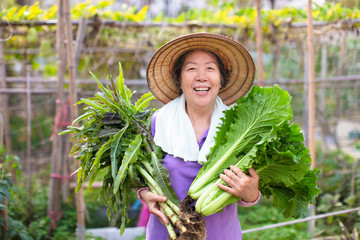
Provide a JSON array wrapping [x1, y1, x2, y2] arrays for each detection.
[[110, 124, 128, 180], [58, 129, 75, 136], [90, 71, 114, 99], [116, 63, 132, 105], [88, 165, 102, 190], [149, 151, 179, 205], [70, 125, 96, 142], [128, 164, 143, 187], [119, 177, 131, 235], [72, 111, 95, 124], [113, 135, 142, 194], [96, 127, 122, 138], [135, 92, 155, 111], [79, 98, 108, 113], [96, 92, 128, 119], [89, 140, 112, 174]]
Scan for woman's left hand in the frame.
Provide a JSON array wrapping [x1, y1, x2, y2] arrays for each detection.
[[217, 166, 259, 203]]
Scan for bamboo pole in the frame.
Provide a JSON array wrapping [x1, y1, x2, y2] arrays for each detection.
[[319, 38, 328, 150], [0, 4, 10, 237], [48, 0, 66, 226], [307, 0, 316, 169], [333, 30, 346, 150], [0, 22, 12, 155], [25, 64, 33, 219], [306, 0, 316, 237], [75, 18, 86, 69], [63, 0, 85, 239], [303, 50, 309, 145], [255, 0, 264, 87]]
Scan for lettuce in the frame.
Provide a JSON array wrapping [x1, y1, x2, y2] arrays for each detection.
[[188, 85, 320, 218]]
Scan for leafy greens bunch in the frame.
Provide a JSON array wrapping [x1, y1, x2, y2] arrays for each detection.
[[61, 64, 189, 239], [188, 85, 320, 218]]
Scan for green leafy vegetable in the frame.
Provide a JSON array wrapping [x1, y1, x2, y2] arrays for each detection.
[[188, 85, 320, 218], [61, 63, 184, 239]]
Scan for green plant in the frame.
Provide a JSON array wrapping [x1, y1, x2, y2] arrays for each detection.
[[315, 146, 360, 237], [239, 198, 310, 240], [135, 233, 146, 240], [60, 64, 197, 239], [0, 145, 33, 240], [188, 85, 319, 218]]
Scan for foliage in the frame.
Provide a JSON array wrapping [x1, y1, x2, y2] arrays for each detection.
[[238, 145, 360, 239], [0, 145, 21, 209], [189, 85, 320, 218], [0, 146, 98, 239], [1, 1, 359, 84], [60, 64, 186, 238], [7, 174, 111, 239], [136, 234, 146, 240], [315, 147, 360, 237], [0, 1, 148, 22], [9, 114, 53, 151], [2, 1, 359, 25], [0, 145, 30, 240], [239, 198, 310, 240]]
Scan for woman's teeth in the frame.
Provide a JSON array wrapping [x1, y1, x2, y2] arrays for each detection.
[[194, 87, 210, 92]]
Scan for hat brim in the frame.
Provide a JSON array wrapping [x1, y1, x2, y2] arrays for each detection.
[[146, 33, 256, 105]]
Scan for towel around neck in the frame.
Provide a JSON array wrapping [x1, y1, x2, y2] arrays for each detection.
[[154, 94, 228, 164]]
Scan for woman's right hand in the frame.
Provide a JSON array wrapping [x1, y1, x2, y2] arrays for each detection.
[[139, 189, 169, 225]]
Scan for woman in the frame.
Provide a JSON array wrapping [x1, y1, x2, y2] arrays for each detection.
[[138, 33, 260, 239]]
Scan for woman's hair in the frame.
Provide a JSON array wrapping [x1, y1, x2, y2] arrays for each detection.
[[171, 50, 231, 93]]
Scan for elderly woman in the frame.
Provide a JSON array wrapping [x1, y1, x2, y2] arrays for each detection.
[[138, 33, 261, 240]]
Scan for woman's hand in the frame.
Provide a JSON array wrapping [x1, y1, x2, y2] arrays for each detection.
[[217, 166, 259, 203], [139, 189, 169, 225]]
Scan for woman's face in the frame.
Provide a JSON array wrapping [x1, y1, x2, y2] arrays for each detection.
[[180, 50, 221, 110]]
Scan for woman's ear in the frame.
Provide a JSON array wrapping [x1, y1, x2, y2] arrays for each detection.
[[178, 79, 183, 94]]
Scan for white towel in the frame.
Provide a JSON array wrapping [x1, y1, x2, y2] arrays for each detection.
[[154, 94, 228, 164]]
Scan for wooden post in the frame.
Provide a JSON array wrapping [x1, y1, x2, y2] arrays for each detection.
[[75, 18, 86, 70], [306, 0, 316, 237], [333, 30, 346, 150], [303, 50, 309, 145], [25, 64, 33, 218], [0, 6, 10, 237], [63, 0, 85, 239], [48, 0, 66, 226], [319, 38, 328, 150], [306, 0, 316, 169], [255, 0, 264, 87], [271, 40, 280, 82], [0, 19, 12, 154]]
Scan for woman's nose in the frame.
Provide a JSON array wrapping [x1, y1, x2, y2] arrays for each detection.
[[196, 70, 207, 81]]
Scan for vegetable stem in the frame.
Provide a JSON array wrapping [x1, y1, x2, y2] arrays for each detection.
[[162, 214, 177, 240], [150, 185, 186, 233], [188, 129, 249, 194], [138, 164, 186, 236], [139, 161, 180, 214]]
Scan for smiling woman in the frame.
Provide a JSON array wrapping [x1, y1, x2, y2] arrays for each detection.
[[139, 33, 259, 240], [179, 50, 222, 134], [146, 33, 256, 106]]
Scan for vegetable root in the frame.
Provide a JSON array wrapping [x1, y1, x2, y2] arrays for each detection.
[[176, 196, 207, 240]]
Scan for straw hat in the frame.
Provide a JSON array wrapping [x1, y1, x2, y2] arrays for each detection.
[[146, 33, 256, 105]]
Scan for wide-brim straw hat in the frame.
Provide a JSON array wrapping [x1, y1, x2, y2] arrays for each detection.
[[146, 32, 256, 105]]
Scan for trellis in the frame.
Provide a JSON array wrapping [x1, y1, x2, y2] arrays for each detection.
[[0, 1, 360, 239]]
